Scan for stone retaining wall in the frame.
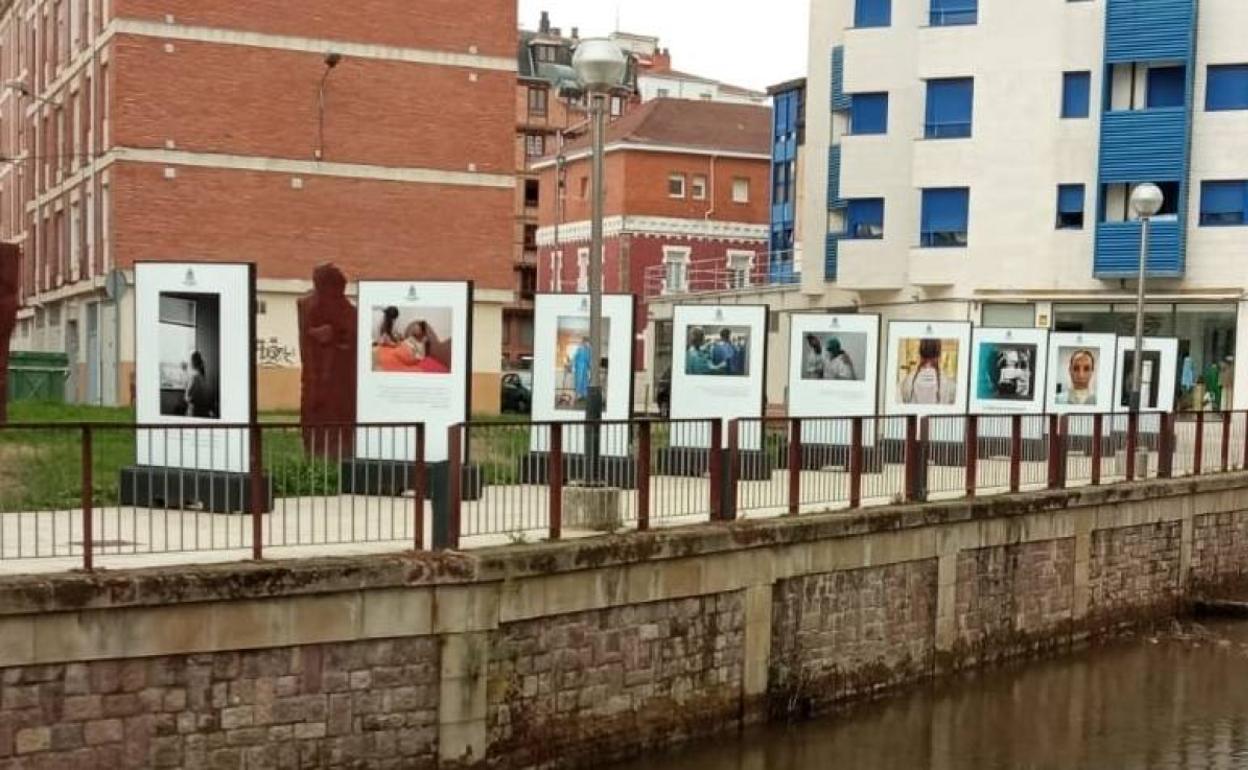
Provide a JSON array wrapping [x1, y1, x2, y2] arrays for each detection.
[[2, 475, 1248, 768]]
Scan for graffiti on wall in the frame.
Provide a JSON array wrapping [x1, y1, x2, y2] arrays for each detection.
[[256, 337, 297, 368]]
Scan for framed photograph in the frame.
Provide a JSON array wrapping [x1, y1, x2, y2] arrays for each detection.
[[1045, 332, 1118, 415], [788, 314, 880, 446], [134, 262, 255, 473], [356, 281, 472, 462], [884, 321, 971, 415], [530, 294, 636, 457], [1113, 337, 1179, 413], [969, 327, 1049, 415], [670, 304, 769, 450]]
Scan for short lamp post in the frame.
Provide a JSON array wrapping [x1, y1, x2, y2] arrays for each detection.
[[571, 38, 628, 483], [1129, 183, 1164, 414]]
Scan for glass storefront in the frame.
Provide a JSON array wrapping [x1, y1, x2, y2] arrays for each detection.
[[1054, 302, 1237, 410]]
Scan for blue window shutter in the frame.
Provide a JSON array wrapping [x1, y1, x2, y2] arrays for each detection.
[[925, 78, 973, 138], [1057, 184, 1085, 214], [850, 93, 888, 135], [846, 198, 885, 238], [1146, 66, 1186, 108], [1207, 65, 1248, 111], [930, 0, 977, 26], [921, 188, 969, 246], [1062, 72, 1090, 118], [1200, 181, 1248, 225], [854, 0, 891, 28]]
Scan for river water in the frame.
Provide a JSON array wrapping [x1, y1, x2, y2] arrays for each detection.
[[619, 621, 1248, 770]]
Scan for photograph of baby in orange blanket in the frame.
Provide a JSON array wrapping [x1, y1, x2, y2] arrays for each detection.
[[371, 305, 453, 374]]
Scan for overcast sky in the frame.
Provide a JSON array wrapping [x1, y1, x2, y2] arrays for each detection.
[[516, 0, 809, 93]]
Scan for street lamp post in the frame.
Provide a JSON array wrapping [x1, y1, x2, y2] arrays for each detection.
[[1129, 183, 1164, 413], [571, 39, 627, 483]]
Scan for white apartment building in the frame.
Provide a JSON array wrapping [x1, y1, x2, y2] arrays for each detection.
[[802, 0, 1248, 410]]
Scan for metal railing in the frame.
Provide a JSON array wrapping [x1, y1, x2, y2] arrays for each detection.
[[2, 410, 1246, 570]]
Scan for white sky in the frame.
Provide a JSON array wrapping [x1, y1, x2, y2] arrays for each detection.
[[516, 0, 809, 93]]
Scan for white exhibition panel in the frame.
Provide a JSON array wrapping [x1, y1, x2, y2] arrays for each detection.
[[969, 327, 1051, 440], [670, 304, 768, 450], [1113, 336, 1180, 414], [883, 321, 972, 441], [134, 262, 253, 473], [529, 294, 635, 456], [1045, 332, 1119, 440], [355, 281, 471, 463], [788, 314, 880, 446]]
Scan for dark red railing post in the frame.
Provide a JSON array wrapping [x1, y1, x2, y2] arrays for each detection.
[[1091, 414, 1103, 486], [723, 419, 740, 522], [413, 424, 426, 550], [1047, 415, 1066, 490], [249, 424, 264, 560], [637, 421, 651, 531], [81, 425, 93, 572], [1157, 413, 1174, 479], [447, 424, 463, 550], [1221, 411, 1231, 473], [548, 423, 563, 541], [708, 420, 724, 521], [849, 417, 863, 509], [1009, 415, 1023, 493], [904, 416, 925, 503], [1193, 411, 1205, 477], [1126, 412, 1139, 482], [1242, 411, 1248, 471], [965, 415, 978, 498], [787, 418, 801, 516]]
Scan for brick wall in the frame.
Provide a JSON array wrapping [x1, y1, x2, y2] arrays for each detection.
[[1088, 521, 1183, 629], [1191, 511, 1248, 594], [0, 638, 440, 768], [486, 594, 744, 769]]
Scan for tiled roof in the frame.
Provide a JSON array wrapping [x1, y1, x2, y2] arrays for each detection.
[[555, 98, 771, 157]]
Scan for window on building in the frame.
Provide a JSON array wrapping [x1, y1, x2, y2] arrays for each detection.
[[576, 248, 589, 293], [924, 78, 973, 138], [1206, 65, 1248, 111], [773, 162, 792, 205], [1062, 72, 1091, 118], [668, 173, 686, 198], [930, 0, 977, 26], [527, 87, 548, 116], [732, 178, 750, 203], [578, 176, 589, 199], [610, 96, 624, 116], [656, 88, 670, 98], [920, 187, 970, 248], [523, 224, 537, 250], [550, 250, 563, 292], [1146, 65, 1186, 108], [1200, 180, 1248, 226], [849, 92, 888, 135], [845, 198, 884, 239], [1056, 184, 1085, 229], [1099, 181, 1180, 222], [524, 179, 539, 208], [533, 44, 557, 63], [663, 246, 690, 294], [690, 174, 707, 200], [524, 133, 545, 158], [854, 0, 891, 28], [726, 251, 753, 289]]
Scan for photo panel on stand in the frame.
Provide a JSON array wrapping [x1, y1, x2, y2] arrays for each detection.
[[883, 320, 972, 441], [529, 294, 636, 457], [1113, 336, 1179, 413], [969, 327, 1050, 441], [670, 304, 769, 450], [355, 281, 472, 463], [788, 314, 880, 446], [134, 262, 255, 473], [1045, 332, 1119, 442]]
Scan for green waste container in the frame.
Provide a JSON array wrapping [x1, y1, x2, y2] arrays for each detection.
[[7, 351, 69, 404]]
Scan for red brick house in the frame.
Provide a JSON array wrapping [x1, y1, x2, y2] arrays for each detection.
[[533, 98, 771, 372]]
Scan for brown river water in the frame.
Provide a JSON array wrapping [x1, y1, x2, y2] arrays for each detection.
[[615, 621, 1248, 770]]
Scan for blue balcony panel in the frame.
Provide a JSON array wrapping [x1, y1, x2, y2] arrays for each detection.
[[825, 234, 840, 282], [831, 46, 850, 111], [1105, 0, 1196, 63], [1098, 108, 1187, 183], [1093, 220, 1183, 277], [827, 145, 843, 207]]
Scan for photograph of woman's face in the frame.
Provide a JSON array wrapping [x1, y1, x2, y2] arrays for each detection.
[[1069, 350, 1095, 390], [1055, 347, 1098, 406]]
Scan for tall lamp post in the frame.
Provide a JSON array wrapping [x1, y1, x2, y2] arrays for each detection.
[[1128, 183, 1164, 413], [571, 39, 627, 481]]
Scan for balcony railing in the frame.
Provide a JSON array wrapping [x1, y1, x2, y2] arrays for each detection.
[[642, 251, 800, 300]]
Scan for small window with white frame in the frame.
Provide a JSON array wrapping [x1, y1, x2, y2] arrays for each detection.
[[662, 246, 690, 294], [691, 174, 708, 200], [668, 173, 686, 198], [726, 250, 754, 290], [576, 248, 589, 293], [551, 250, 563, 292], [732, 177, 750, 203]]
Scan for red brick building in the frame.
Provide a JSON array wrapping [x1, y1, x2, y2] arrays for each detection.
[[533, 98, 772, 373], [1, 0, 516, 411]]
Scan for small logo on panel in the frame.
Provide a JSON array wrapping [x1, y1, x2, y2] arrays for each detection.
[[714, 308, 725, 323], [406, 285, 419, 302], [183, 269, 197, 288]]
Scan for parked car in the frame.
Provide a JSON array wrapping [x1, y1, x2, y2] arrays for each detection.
[[500, 373, 531, 414]]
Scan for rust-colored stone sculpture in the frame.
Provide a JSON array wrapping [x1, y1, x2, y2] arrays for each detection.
[[298, 263, 357, 455], [0, 244, 20, 424]]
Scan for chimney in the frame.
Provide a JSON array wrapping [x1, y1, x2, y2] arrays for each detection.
[[648, 48, 672, 73], [539, 10, 550, 34]]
